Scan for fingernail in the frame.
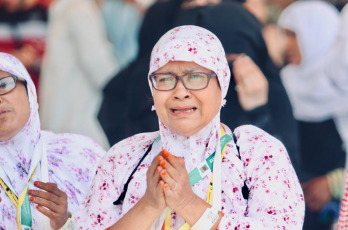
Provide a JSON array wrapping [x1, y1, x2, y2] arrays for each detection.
[[164, 184, 169, 190], [28, 190, 33, 195], [157, 166, 162, 172], [161, 171, 167, 176], [159, 180, 164, 186], [160, 160, 166, 167], [29, 197, 34, 202], [36, 205, 41, 210], [163, 150, 170, 158], [157, 156, 163, 162], [34, 181, 39, 186]]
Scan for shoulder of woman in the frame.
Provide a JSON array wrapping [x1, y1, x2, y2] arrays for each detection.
[[232, 124, 287, 157], [105, 131, 159, 159], [41, 130, 106, 155]]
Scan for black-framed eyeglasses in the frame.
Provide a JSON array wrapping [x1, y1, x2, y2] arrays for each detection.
[[149, 72, 217, 91], [0, 75, 20, 95]]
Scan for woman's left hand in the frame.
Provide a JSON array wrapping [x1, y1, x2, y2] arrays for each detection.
[[29, 181, 70, 230], [157, 151, 198, 213]]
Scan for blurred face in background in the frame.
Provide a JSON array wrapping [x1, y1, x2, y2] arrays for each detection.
[[283, 29, 302, 65]]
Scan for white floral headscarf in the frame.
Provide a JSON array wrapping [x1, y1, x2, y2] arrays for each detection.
[[147, 26, 230, 221], [148, 25, 230, 102]]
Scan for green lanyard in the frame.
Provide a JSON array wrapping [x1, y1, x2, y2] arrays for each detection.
[[163, 126, 232, 230], [189, 133, 232, 186], [0, 167, 37, 230]]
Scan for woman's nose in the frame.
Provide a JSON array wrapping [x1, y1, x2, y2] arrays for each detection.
[[173, 80, 191, 100]]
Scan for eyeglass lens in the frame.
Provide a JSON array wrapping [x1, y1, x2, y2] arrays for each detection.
[[0, 76, 16, 95], [152, 73, 211, 90]]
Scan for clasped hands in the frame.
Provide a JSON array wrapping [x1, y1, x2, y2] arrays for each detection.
[[143, 150, 201, 217]]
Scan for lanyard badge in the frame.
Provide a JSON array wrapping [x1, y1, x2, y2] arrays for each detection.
[[0, 167, 37, 230]]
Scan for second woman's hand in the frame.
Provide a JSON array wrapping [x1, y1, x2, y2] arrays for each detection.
[[28, 181, 70, 230]]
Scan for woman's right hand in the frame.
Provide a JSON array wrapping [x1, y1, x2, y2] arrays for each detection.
[[142, 153, 167, 212]]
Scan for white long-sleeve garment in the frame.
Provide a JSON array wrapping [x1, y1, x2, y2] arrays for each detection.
[[75, 124, 305, 230], [39, 0, 118, 149], [75, 25, 304, 230]]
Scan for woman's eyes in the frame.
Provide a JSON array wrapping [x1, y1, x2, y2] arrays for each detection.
[[0, 82, 7, 88], [189, 74, 204, 79], [158, 76, 174, 83]]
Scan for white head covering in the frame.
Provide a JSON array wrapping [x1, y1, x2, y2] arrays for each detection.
[[325, 3, 348, 94], [148, 25, 230, 102], [278, 1, 346, 121], [0, 52, 105, 229], [148, 25, 230, 217], [278, 1, 339, 66], [0, 52, 41, 194]]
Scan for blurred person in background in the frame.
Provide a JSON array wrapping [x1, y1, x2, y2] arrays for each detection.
[[278, 2, 347, 229], [332, 3, 348, 229], [0, 0, 50, 91], [97, 0, 150, 71], [39, 0, 118, 150]]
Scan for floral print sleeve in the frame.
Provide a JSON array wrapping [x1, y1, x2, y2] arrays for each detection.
[[75, 132, 158, 230], [217, 125, 304, 229]]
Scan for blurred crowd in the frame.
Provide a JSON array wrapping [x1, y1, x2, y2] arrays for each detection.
[[1, 0, 348, 229]]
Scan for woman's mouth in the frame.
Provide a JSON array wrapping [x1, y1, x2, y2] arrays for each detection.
[[0, 108, 10, 117], [170, 107, 197, 116], [172, 108, 197, 113]]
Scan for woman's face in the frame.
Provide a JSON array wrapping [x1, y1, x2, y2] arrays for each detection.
[[152, 61, 222, 137], [0, 70, 30, 141], [283, 29, 302, 65]]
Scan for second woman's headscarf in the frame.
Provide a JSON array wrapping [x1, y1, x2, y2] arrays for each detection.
[[0, 52, 41, 195], [148, 25, 230, 225], [278, 1, 347, 121]]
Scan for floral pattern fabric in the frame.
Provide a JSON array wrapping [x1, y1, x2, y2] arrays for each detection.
[[75, 125, 304, 230], [0, 52, 105, 229]]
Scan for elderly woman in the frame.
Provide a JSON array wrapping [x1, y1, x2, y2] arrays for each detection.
[[0, 52, 105, 229], [76, 25, 304, 229]]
